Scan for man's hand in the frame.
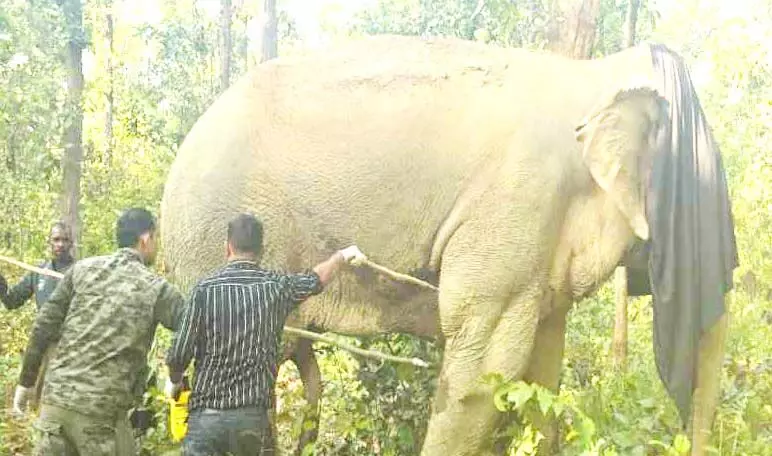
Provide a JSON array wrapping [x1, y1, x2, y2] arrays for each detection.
[[313, 245, 367, 286], [12, 385, 31, 416], [164, 378, 184, 401], [339, 245, 367, 266]]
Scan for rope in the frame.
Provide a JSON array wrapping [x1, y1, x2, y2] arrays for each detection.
[[356, 258, 439, 292]]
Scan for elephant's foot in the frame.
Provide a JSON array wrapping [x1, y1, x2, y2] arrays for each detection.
[[421, 393, 503, 456]]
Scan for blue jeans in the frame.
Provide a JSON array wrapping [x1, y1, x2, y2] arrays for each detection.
[[183, 407, 273, 456]]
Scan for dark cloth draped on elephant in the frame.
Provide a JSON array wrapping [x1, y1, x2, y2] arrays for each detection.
[[625, 44, 738, 425]]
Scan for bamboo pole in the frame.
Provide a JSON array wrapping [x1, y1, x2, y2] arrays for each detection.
[[0, 255, 64, 279], [0, 255, 432, 368], [283, 327, 429, 368]]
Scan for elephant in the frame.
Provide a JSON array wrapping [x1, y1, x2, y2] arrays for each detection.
[[160, 36, 735, 455]]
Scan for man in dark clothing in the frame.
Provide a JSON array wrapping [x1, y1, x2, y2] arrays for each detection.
[[1, 221, 75, 410], [0, 222, 74, 310], [165, 213, 365, 455]]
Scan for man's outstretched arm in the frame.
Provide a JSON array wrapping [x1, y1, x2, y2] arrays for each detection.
[[279, 246, 367, 318]]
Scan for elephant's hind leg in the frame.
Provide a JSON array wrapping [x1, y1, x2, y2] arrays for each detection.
[[292, 339, 322, 456]]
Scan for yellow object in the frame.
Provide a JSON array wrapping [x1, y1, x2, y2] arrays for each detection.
[[168, 390, 191, 442]]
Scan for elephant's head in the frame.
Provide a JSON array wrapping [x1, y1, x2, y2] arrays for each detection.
[[574, 87, 670, 241]]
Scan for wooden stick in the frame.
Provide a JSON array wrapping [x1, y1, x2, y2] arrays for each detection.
[[283, 326, 430, 368], [357, 258, 439, 292], [0, 255, 64, 279], [0, 254, 432, 368]]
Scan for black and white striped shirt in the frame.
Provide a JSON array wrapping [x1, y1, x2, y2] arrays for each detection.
[[166, 260, 322, 411]]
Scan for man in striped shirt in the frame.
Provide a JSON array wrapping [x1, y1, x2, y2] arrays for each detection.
[[165, 213, 365, 455]]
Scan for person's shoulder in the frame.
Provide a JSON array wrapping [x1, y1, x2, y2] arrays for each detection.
[[190, 264, 237, 290], [72, 254, 111, 270], [257, 268, 314, 287], [246, 266, 284, 281], [66, 254, 113, 283]]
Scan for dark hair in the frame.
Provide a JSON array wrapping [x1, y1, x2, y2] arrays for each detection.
[[116, 208, 156, 248], [227, 213, 263, 255], [50, 221, 72, 240]]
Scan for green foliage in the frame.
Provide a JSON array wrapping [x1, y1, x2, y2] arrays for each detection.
[[275, 334, 441, 455], [484, 374, 619, 455], [0, 0, 67, 259], [353, 0, 553, 48]]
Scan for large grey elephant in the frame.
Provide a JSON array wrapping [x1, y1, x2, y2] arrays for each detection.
[[161, 36, 736, 455]]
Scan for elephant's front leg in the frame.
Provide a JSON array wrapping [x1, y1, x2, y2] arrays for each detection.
[[421, 243, 543, 455], [522, 308, 569, 454]]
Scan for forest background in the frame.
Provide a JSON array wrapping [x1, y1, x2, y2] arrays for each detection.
[[0, 0, 770, 454]]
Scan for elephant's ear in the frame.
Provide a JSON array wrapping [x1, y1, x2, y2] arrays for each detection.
[[575, 87, 669, 241]]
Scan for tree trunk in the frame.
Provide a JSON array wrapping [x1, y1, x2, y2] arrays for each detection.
[[611, 0, 640, 370], [220, 0, 232, 91], [105, 10, 114, 163], [612, 267, 628, 369], [59, 0, 84, 253], [624, 0, 640, 48], [260, 0, 278, 63], [545, 0, 602, 59]]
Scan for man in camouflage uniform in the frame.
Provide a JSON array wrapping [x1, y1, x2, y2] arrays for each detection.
[[13, 208, 186, 455], [1, 222, 75, 408]]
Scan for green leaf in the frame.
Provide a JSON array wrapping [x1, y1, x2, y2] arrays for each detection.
[[552, 399, 565, 418], [493, 382, 518, 412], [507, 382, 535, 410], [673, 434, 691, 454], [397, 425, 414, 447], [536, 387, 554, 417], [638, 398, 657, 409], [301, 443, 315, 456]]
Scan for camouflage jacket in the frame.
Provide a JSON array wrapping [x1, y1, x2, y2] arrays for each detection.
[[1, 258, 73, 310], [19, 248, 186, 418]]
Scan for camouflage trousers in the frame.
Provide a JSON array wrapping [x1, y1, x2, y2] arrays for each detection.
[[33, 404, 135, 456]]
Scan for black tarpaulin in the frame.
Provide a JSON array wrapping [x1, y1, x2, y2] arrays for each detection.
[[639, 44, 738, 425]]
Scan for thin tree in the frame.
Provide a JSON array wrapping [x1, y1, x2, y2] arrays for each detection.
[[545, 0, 602, 59], [612, 266, 629, 369], [612, 0, 640, 371], [624, 0, 640, 48], [260, 0, 277, 62], [105, 6, 114, 163], [58, 0, 85, 254], [220, 0, 232, 90]]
